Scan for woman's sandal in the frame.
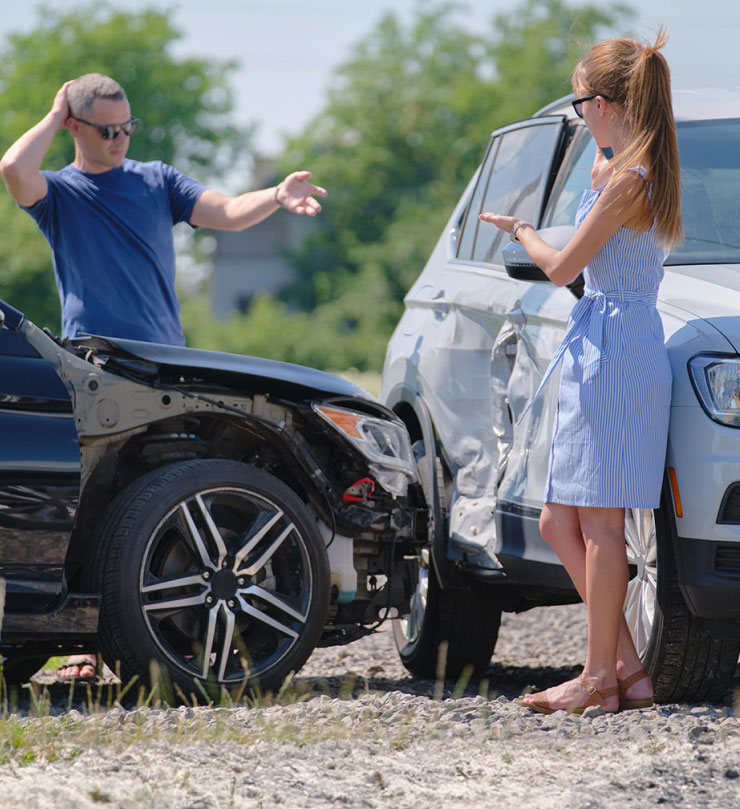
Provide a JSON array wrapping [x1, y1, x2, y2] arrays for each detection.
[[520, 679, 619, 715], [617, 669, 654, 710]]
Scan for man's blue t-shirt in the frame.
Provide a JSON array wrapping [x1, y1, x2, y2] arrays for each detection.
[[24, 159, 205, 345]]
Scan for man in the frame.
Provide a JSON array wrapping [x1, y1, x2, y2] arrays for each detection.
[[0, 73, 326, 345], [0, 74, 327, 679]]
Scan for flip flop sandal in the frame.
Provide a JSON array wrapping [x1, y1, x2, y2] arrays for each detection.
[[56, 656, 98, 682]]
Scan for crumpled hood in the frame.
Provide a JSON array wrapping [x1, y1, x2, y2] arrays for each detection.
[[72, 335, 365, 399], [662, 264, 740, 353]]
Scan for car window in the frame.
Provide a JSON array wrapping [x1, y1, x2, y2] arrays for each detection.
[[546, 130, 596, 227], [667, 118, 740, 265], [472, 122, 563, 266], [547, 119, 740, 266], [456, 138, 500, 260]]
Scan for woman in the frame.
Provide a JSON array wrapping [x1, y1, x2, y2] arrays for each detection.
[[479, 31, 682, 714]]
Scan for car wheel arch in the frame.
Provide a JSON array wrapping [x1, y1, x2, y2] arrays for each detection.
[[386, 384, 456, 588], [64, 412, 329, 587]]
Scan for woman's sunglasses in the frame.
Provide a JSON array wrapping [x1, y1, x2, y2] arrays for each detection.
[[571, 94, 613, 119], [71, 116, 139, 140]]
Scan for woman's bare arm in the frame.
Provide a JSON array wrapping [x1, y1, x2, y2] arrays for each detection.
[[479, 171, 647, 287]]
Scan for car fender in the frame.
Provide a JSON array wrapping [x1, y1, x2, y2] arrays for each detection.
[[383, 383, 457, 588]]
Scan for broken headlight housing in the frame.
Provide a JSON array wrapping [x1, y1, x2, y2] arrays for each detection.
[[313, 404, 417, 496]]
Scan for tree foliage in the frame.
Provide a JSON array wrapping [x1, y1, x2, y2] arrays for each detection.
[[0, 3, 245, 328], [1, 1, 631, 370], [188, 0, 629, 370]]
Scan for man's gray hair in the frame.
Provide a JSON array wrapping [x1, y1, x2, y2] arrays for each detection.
[[67, 73, 126, 117]]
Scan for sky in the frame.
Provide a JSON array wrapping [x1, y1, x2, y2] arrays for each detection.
[[1, 0, 739, 157]]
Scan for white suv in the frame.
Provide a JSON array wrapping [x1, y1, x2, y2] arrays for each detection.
[[381, 91, 740, 702]]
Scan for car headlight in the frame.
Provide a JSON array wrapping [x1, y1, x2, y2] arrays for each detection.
[[313, 404, 417, 495], [689, 355, 740, 427]]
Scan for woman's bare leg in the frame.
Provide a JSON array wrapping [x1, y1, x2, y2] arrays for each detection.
[[578, 506, 627, 684], [529, 503, 651, 705]]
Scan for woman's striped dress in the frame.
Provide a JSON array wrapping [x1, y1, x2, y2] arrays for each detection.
[[540, 184, 672, 508]]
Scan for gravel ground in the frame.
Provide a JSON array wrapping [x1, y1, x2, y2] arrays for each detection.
[[2, 604, 740, 809]]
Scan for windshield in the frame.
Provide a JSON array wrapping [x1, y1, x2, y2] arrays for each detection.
[[667, 118, 740, 265], [548, 118, 740, 266]]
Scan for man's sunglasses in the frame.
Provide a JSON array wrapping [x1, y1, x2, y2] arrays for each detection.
[[571, 94, 613, 119], [71, 116, 139, 140]]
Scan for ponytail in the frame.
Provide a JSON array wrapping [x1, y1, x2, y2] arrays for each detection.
[[572, 30, 683, 248]]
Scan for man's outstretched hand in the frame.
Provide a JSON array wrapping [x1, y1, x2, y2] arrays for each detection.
[[276, 171, 327, 216]]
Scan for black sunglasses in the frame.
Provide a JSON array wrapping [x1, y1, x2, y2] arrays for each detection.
[[571, 94, 613, 119], [71, 116, 139, 140]]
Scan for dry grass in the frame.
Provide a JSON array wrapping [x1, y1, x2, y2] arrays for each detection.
[[0, 662, 493, 768]]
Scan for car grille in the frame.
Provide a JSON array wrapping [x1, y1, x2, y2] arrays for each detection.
[[714, 545, 740, 576], [717, 483, 740, 525]]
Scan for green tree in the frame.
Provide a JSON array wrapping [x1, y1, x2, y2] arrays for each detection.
[[192, 0, 629, 371], [0, 3, 245, 328]]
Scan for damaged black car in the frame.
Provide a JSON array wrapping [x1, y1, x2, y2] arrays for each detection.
[[0, 297, 421, 696]]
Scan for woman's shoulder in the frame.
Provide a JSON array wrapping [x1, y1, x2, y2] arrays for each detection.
[[601, 170, 649, 209]]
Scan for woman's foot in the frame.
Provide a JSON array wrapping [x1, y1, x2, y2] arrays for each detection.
[[57, 654, 97, 680], [617, 668, 654, 710], [520, 675, 619, 715]]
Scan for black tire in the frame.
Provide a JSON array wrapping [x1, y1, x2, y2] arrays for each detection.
[[392, 558, 501, 679], [87, 460, 330, 700], [392, 439, 501, 679], [625, 493, 740, 703], [0, 655, 47, 684]]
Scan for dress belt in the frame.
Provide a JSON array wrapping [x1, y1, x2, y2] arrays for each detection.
[[516, 288, 659, 424]]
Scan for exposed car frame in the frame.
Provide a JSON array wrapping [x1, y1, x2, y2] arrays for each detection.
[[0, 297, 422, 695]]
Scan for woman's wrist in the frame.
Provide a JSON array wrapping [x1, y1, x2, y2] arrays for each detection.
[[511, 220, 533, 242]]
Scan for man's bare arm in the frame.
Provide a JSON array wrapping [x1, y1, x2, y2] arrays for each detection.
[[190, 170, 327, 231], [0, 82, 74, 208]]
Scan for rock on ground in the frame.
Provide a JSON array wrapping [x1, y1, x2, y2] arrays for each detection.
[[1, 604, 739, 809]]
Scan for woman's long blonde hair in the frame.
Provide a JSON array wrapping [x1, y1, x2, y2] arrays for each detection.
[[572, 29, 683, 248]]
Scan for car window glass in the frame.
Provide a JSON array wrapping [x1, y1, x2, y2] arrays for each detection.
[[547, 131, 596, 227], [473, 123, 563, 266], [666, 118, 740, 265], [456, 138, 500, 260]]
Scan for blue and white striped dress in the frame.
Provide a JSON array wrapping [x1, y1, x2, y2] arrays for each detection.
[[540, 184, 672, 508]]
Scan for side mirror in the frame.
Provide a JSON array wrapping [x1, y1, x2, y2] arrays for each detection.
[[502, 225, 577, 282], [0, 308, 5, 329]]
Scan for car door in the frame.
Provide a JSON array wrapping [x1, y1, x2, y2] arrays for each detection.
[[409, 117, 569, 567], [0, 325, 81, 612], [491, 125, 597, 578]]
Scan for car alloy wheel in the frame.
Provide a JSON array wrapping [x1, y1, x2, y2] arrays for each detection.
[[621, 496, 740, 702], [89, 460, 329, 698], [623, 507, 658, 658], [394, 547, 430, 648], [140, 485, 314, 684], [392, 439, 501, 678]]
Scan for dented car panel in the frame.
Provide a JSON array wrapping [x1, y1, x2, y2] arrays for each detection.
[[382, 92, 740, 701]]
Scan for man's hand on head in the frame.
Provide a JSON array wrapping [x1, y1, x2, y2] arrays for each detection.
[[275, 171, 327, 216], [51, 82, 75, 130], [0, 82, 75, 207]]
